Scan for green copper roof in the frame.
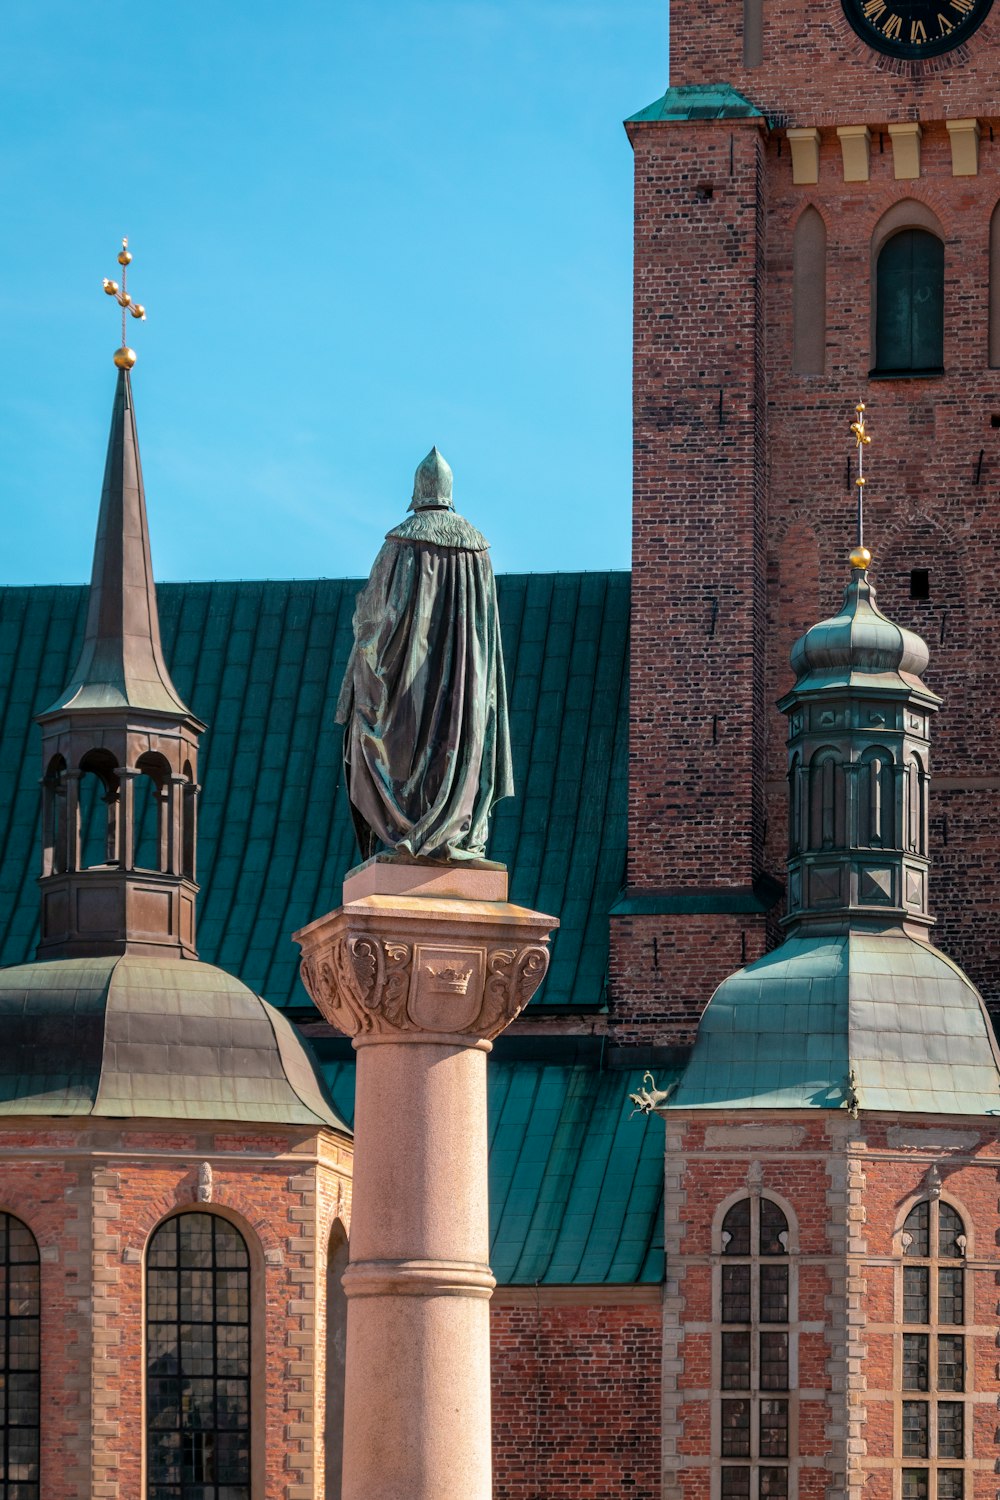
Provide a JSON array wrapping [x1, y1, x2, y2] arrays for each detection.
[[626, 84, 763, 124], [671, 932, 1000, 1116], [0, 573, 628, 1010], [322, 1058, 668, 1285], [0, 955, 346, 1127]]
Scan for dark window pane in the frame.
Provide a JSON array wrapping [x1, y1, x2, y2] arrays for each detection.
[[760, 1332, 789, 1391], [722, 1265, 751, 1324], [760, 1199, 788, 1256], [937, 1402, 964, 1459], [937, 1335, 965, 1392], [147, 1212, 251, 1499], [938, 1205, 965, 1259], [903, 1333, 929, 1390], [903, 1202, 930, 1257], [722, 1201, 751, 1257], [760, 1468, 788, 1500], [760, 1264, 789, 1323], [938, 1473, 963, 1500], [902, 1471, 929, 1500], [721, 1332, 751, 1390], [902, 1401, 928, 1457], [903, 1266, 930, 1323], [721, 1468, 751, 1500], [760, 1399, 789, 1458], [721, 1399, 751, 1457], [875, 230, 944, 374], [938, 1267, 964, 1326], [0, 1217, 40, 1495]]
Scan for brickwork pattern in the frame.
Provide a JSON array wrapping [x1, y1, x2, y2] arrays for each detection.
[[0, 1120, 352, 1500], [661, 1113, 1000, 1500], [490, 1295, 663, 1499]]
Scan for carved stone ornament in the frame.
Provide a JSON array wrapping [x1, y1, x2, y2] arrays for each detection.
[[301, 932, 550, 1041], [924, 1162, 943, 1199], [746, 1160, 764, 1194], [197, 1162, 213, 1203]]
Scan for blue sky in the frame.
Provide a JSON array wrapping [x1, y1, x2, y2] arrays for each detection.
[[0, 2, 667, 584]]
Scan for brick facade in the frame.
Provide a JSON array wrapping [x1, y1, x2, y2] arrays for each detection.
[[0, 1118, 351, 1500], [613, 0, 1000, 1043], [661, 1114, 1000, 1500]]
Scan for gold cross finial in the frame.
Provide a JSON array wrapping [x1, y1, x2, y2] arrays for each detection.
[[848, 401, 872, 571], [101, 237, 146, 369]]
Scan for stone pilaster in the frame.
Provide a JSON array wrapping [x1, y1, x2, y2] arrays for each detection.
[[296, 860, 556, 1500], [661, 1120, 688, 1500], [824, 1122, 868, 1500]]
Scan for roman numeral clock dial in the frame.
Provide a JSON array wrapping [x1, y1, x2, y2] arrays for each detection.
[[842, 0, 991, 55]]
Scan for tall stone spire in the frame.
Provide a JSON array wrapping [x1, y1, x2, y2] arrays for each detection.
[[34, 368, 204, 961], [45, 369, 193, 717]]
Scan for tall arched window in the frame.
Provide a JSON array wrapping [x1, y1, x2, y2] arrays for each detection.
[[899, 1199, 969, 1500], [989, 201, 1000, 368], [325, 1222, 349, 1500], [147, 1212, 251, 1499], [874, 229, 944, 376], [718, 1196, 794, 1500], [0, 1213, 40, 1498]]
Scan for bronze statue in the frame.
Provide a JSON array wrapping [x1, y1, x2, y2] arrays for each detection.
[[336, 448, 513, 862]]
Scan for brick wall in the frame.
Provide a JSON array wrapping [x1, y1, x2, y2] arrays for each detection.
[[490, 1290, 663, 1499], [661, 1112, 1000, 1500], [0, 1118, 352, 1500]]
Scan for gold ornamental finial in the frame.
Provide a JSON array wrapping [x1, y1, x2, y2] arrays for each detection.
[[848, 401, 872, 571], [101, 236, 146, 369]]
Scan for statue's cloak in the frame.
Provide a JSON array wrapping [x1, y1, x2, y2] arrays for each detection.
[[335, 509, 513, 862]]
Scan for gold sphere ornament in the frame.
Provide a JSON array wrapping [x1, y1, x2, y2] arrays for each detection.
[[849, 545, 872, 570], [117, 247, 133, 267], [129, 302, 145, 319], [102, 278, 119, 296], [113, 346, 137, 370]]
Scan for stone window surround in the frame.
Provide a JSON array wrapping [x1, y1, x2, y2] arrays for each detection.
[[891, 1193, 974, 1500], [142, 1205, 268, 1500], [711, 1188, 801, 1500]]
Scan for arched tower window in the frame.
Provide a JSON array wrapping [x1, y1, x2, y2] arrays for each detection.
[[0, 1213, 40, 1497], [858, 748, 895, 849], [809, 751, 841, 851], [898, 1198, 969, 1500], [146, 1212, 251, 1499], [718, 1196, 794, 1500], [792, 208, 826, 375], [874, 229, 944, 376], [325, 1221, 349, 1500]]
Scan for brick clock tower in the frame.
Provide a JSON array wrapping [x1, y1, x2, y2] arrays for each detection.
[[618, 9, 1000, 1500], [612, 0, 1000, 1046]]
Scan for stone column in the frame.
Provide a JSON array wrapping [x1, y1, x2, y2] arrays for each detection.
[[296, 859, 556, 1500]]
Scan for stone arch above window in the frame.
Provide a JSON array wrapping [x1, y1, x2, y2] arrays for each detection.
[[870, 203, 945, 377], [146, 1210, 252, 1499], [792, 207, 826, 375]]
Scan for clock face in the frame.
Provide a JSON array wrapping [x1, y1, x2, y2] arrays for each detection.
[[841, 0, 993, 56]]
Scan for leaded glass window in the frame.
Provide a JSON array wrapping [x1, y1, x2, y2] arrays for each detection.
[[717, 1197, 794, 1500], [0, 1215, 39, 1499], [898, 1200, 969, 1500], [146, 1213, 251, 1500]]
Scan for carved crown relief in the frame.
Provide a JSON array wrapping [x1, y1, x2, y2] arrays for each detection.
[[301, 933, 550, 1041]]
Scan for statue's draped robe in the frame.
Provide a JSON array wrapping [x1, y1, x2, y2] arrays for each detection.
[[336, 508, 513, 862]]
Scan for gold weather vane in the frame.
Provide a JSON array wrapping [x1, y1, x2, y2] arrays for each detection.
[[101, 237, 146, 369], [849, 401, 872, 570]]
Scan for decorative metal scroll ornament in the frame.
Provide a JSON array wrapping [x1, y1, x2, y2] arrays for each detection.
[[102, 236, 147, 369], [336, 448, 514, 862]]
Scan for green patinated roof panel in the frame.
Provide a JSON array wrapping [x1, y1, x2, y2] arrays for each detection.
[[672, 932, 1000, 1116], [0, 574, 629, 1011], [322, 1058, 667, 1286], [626, 84, 764, 123]]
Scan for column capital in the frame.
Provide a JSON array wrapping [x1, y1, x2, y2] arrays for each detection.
[[295, 865, 557, 1047]]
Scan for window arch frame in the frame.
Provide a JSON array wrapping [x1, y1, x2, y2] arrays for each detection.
[[0, 1209, 41, 1500], [143, 1205, 266, 1500], [869, 201, 946, 379], [893, 1194, 973, 1500], [712, 1190, 800, 1500]]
